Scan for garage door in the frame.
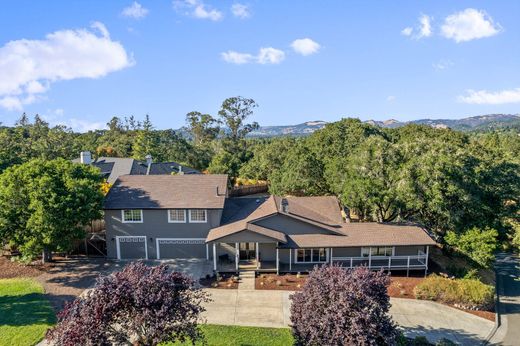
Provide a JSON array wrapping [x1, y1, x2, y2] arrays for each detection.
[[156, 238, 207, 259], [116, 236, 148, 259]]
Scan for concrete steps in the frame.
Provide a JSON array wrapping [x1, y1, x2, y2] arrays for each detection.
[[238, 270, 255, 290]]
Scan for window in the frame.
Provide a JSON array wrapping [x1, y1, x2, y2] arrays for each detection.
[[189, 209, 207, 223], [122, 209, 143, 223], [168, 209, 186, 223], [296, 248, 327, 263], [361, 246, 394, 257]]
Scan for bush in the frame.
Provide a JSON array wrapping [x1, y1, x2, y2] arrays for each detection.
[[46, 262, 210, 345], [290, 265, 398, 345], [414, 274, 494, 310], [445, 227, 498, 268]]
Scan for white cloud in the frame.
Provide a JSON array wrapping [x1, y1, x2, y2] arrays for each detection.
[[221, 51, 254, 64], [41, 109, 106, 132], [458, 88, 520, 104], [386, 95, 396, 102], [221, 47, 285, 65], [121, 1, 149, 19], [174, 0, 223, 21], [402, 14, 432, 39], [401, 27, 413, 36], [257, 48, 285, 64], [432, 59, 454, 70], [0, 22, 134, 111], [291, 38, 320, 56], [231, 3, 250, 19], [441, 8, 501, 42]]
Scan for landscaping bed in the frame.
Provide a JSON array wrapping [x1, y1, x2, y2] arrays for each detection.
[[199, 273, 238, 289], [255, 273, 307, 290], [0, 278, 56, 346], [0, 255, 49, 279]]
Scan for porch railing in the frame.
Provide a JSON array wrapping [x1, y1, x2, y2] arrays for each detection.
[[330, 253, 427, 270]]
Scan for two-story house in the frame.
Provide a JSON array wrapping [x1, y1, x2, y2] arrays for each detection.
[[104, 174, 436, 274]]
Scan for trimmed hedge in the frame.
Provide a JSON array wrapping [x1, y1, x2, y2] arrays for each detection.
[[414, 274, 494, 310]]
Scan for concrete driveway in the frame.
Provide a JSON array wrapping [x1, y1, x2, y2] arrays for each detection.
[[489, 252, 520, 346], [202, 289, 494, 345]]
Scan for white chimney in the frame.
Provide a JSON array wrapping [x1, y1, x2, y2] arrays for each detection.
[[145, 154, 152, 167], [80, 151, 92, 164]]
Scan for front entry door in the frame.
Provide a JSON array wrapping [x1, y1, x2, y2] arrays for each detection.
[[239, 242, 256, 261]]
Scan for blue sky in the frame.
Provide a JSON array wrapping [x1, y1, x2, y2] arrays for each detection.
[[0, 1, 519, 131]]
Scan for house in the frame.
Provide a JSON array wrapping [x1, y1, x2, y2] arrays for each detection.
[[103, 174, 436, 274], [74, 151, 199, 184]]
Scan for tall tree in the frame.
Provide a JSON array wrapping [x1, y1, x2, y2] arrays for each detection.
[[218, 96, 258, 144], [0, 159, 104, 262], [185, 111, 221, 145], [132, 115, 160, 160]]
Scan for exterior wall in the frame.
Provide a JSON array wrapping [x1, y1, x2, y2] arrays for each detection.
[[254, 214, 335, 235], [105, 208, 222, 259], [394, 245, 426, 256], [258, 243, 277, 261], [331, 247, 361, 257]]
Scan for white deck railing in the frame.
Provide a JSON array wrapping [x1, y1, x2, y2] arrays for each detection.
[[331, 253, 428, 270]]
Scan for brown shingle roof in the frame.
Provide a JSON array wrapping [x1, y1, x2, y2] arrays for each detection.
[[286, 223, 436, 248], [103, 174, 228, 209]]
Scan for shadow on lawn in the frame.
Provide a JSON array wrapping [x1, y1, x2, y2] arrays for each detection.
[[0, 292, 56, 326]]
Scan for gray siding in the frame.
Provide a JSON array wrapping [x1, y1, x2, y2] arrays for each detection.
[[331, 247, 361, 257], [106, 208, 222, 259], [254, 214, 336, 235], [394, 245, 425, 256]]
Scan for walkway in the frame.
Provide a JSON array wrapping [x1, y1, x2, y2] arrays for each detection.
[[202, 289, 494, 345], [489, 252, 520, 345]]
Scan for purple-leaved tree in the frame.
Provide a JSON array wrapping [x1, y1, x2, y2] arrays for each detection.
[[46, 262, 210, 346], [290, 265, 398, 346]]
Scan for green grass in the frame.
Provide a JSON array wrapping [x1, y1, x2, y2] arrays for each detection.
[[0, 278, 56, 346], [168, 324, 294, 346]]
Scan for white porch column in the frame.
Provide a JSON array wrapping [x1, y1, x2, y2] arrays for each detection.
[[235, 242, 239, 271], [276, 247, 279, 275], [213, 243, 217, 271], [206, 243, 209, 260], [289, 248, 292, 271], [256, 242, 259, 269], [425, 245, 429, 276], [368, 248, 372, 269], [330, 248, 333, 264]]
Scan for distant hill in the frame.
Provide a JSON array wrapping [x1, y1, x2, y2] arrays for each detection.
[[247, 114, 520, 137]]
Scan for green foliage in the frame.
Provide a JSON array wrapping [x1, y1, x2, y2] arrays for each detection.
[[414, 274, 494, 310], [0, 159, 104, 260], [445, 227, 498, 268], [269, 142, 328, 196]]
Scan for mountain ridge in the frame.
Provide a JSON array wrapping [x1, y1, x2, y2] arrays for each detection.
[[248, 114, 520, 137]]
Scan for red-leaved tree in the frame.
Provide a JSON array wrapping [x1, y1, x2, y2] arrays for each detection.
[[290, 265, 398, 345], [46, 262, 210, 346]]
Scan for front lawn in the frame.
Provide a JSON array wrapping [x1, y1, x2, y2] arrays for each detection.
[[0, 278, 56, 346], [169, 324, 294, 346]]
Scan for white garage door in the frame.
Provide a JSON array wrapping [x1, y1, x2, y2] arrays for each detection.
[[116, 236, 148, 259]]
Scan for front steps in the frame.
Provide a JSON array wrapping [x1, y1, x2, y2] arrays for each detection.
[[238, 270, 255, 290]]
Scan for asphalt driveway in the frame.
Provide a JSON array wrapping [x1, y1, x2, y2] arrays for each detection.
[[202, 289, 494, 345]]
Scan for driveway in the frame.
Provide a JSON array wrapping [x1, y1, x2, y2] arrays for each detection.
[[202, 289, 494, 345], [489, 252, 520, 346], [36, 258, 212, 311]]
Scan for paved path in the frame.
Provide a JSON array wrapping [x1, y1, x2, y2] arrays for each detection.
[[489, 252, 520, 346], [202, 289, 494, 345]]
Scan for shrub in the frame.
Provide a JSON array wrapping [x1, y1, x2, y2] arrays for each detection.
[[414, 274, 494, 310], [46, 262, 210, 346], [290, 265, 398, 345], [445, 227, 498, 268]]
